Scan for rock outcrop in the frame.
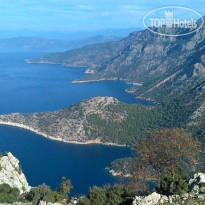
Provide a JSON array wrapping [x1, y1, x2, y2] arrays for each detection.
[[132, 192, 169, 205], [0, 152, 31, 194], [188, 173, 205, 195], [39, 201, 63, 205], [132, 173, 205, 205]]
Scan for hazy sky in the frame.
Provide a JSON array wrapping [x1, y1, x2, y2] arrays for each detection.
[[0, 0, 204, 32]]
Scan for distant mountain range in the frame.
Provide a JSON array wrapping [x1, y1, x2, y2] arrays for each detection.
[[0, 35, 122, 52], [0, 27, 141, 40], [29, 34, 136, 67]]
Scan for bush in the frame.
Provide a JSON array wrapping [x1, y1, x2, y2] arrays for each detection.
[[157, 167, 189, 196], [56, 177, 73, 198], [0, 184, 20, 203], [25, 184, 63, 205], [80, 185, 131, 205]]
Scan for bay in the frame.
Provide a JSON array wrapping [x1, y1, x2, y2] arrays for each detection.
[[0, 52, 141, 194]]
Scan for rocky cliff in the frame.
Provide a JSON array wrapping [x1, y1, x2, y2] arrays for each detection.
[[0, 152, 31, 194]]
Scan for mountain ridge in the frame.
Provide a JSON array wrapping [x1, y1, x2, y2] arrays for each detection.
[[0, 35, 122, 52], [29, 21, 205, 121]]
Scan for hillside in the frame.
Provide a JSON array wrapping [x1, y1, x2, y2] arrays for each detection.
[[66, 35, 122, 51], [28, 32, 140, 69], [0, 97, 157, 145], [83, 23, 205, 116], [29, 20, 205, 123], [0, 94, 201, 146]]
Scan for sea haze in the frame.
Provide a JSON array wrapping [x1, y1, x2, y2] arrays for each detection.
[[0, 52, 141, 194]]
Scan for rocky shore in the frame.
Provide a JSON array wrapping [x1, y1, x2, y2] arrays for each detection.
[[0, 121, 126, 147], [0, 96, 154, 146], [71, 78, 118, 84]]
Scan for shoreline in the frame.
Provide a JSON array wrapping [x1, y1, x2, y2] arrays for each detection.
[[72, 78, 118, 84], [105, 168, 132, 178], [26, 60, 143, 87], [26, 60, 87, 69], [72, 78, 143, 86], [0, 121, 127, 147]]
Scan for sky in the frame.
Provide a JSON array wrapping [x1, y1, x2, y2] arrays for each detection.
[[0, 0, 204, 32]]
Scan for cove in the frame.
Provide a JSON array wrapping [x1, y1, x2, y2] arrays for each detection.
[[0, 52, 141, 194], [0, 125, 131, 195]]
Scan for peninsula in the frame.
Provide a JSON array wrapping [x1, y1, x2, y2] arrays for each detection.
[[0, 97, 158, 146]]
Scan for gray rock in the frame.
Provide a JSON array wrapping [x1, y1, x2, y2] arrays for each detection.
[[0, 152, 31, 194], [188, 173, 205, 194], [132, 192, 162, 205], [39, 201, 63, 205]]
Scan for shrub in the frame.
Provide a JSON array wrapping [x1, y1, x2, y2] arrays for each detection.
[[56, 177, 73, 199], [25, 184, 60, 205], [80, 185, 131, 205], [157, 167, 189, 196], [0, 184, 20, 203]]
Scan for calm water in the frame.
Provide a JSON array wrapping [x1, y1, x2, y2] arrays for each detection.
[[0, 52, 141, 194], [0, 52, 148, 114]]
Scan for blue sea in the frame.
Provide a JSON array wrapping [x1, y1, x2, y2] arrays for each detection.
[[0, 52, 145, 195]]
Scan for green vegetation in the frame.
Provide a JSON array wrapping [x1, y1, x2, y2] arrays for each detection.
[[25, 184, 59, 205], [25, 178, 72, 205], [0, 184, 20, 203], [85, 96, 196, 145], [85, 103, 156, 145], [0, 94, 202, 146], [157, 167, 189, 196], [80, 185, 132, 205], [56, 177, 73, 199], [155, 95, 195, 128]]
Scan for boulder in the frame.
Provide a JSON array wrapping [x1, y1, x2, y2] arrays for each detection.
[[132, 192, 162, 205], [188, 173, 205, 194]]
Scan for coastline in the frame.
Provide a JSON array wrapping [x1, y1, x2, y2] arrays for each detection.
[[0, 121, 127, 147], [26, 60, 143, 87], [105, 167, 132, 178], [26, 60, 87, 68], [72, 78, 143, 86], [72, 78, 118, 84]]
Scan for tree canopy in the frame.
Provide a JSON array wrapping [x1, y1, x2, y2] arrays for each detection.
[[127, 128, 200, 194]]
